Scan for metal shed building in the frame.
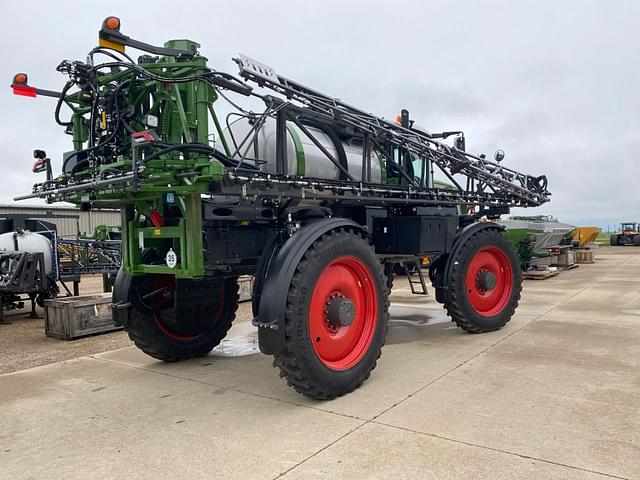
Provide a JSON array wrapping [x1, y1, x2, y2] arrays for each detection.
[[0, 204, 120, 238]]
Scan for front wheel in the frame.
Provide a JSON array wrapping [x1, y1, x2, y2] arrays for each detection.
[[273, 229, 389, 400], [125, 273, 239, 362], [444, 229, 521, 333]]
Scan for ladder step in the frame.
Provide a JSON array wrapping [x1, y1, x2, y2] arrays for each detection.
[[403, 261, 428, 295]]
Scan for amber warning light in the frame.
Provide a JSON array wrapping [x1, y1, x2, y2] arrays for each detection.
[[11, 73, 61, 99], [104, 16, 121, 31], [11, 73, 37, 97], [99, 16, 126, 53]]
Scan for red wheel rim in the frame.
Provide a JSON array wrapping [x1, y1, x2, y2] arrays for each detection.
[[465, 246, 513, 317], [308, 256, 378, 371], [149, 275, 225, 341]]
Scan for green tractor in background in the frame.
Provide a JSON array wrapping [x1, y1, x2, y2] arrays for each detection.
[[83, 225, 122, 241], [503, 228, 541, 270]]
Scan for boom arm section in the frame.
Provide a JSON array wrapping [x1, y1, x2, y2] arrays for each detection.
[[234, 55, 549, 208], [12, 17, 549, 212]]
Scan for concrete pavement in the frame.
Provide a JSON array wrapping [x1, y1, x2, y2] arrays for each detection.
[[1, 247, 639, 479]]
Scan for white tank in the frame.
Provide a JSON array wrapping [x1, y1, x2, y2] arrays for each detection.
[[225, 117, 384, 183], [0, 231, 54, 276]]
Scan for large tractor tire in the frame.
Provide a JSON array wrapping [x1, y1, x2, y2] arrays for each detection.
[[126, 274, 238, 362], [444, 229, 521, 333], [273, 229, 389, 400], [634, 235, 640, 246], [610, 234, 619, 246], [123, 249, 239, 362]]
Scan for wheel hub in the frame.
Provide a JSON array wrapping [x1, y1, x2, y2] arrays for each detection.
[[325, 293, 356, 328], [476, 269, 497, 292], [308, 255, 379, 371], [465, 245, 514, 317]]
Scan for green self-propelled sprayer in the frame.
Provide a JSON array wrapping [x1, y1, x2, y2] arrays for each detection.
[[12, 17, 550, 399]]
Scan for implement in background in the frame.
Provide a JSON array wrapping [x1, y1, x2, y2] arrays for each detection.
[[0, 214, 121, 322]]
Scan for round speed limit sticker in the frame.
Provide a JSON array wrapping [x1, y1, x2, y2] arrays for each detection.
[[165, 248, 178, 269]]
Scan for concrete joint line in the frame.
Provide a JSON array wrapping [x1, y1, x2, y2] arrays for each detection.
[[369, 281, 596, 424], [371, 421, 631, 480]]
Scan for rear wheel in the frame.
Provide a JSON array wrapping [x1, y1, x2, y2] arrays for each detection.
[[126, 272, 238, 362], [633, 236, 640, 246], [273, 229, 389, 400], [610, 234, 619, 246], [445, 229, 521, 333]]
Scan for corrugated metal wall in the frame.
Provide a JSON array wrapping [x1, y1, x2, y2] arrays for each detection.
[[0, 204, 120, 238]]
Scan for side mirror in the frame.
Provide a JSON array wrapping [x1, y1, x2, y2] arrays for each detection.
[[494, 149, 505, 162], [32, 158, 49, 173], [32, 150, 52, 180]]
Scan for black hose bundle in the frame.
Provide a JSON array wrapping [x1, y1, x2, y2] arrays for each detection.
[[58, 57, 258, 177]]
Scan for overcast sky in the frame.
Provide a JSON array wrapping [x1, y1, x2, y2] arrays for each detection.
[[2, 0, 639, 229]]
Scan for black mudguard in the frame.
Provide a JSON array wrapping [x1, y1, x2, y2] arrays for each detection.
[[110, 248, 161, 326], [255, 218, 366, 354], [429, 222, 506, 304], [251, 231, 283, 318], [110, 267, 133, 326]]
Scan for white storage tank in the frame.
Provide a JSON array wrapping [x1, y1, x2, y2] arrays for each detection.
[[0, 231, 54, 276], [225, 117, 385, 183]]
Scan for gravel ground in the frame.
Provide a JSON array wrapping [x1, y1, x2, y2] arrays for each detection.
[[0, 274, 253, 374], [0, 275, 127, 374], [0, 314, 132, 374]]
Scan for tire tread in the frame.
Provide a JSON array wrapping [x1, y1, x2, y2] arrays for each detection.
[[273, 228, 389, 400], [125, 278, 239, 362], [444, 229, 521, 334]]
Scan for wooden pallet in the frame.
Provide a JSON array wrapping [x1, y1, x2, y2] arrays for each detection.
[[574, 249, 595, 264], [561, 264, 580, 271], [523, 270, 560, 280]]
